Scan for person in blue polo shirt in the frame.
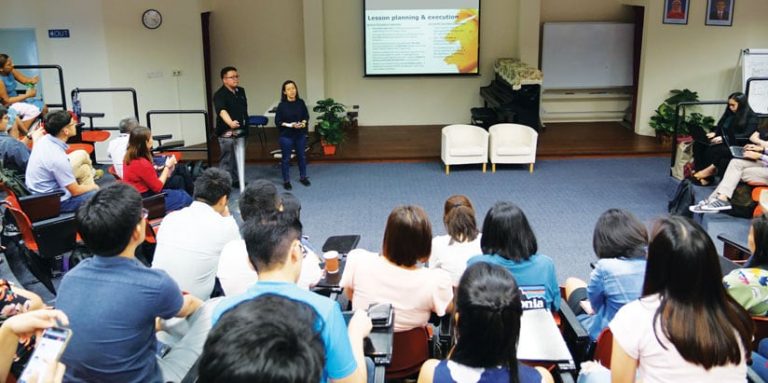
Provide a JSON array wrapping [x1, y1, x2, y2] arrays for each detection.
[[214, 214, 372, 383]]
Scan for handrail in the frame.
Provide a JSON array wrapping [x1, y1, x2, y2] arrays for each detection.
[[146, 109, 212, 165], [14, 64, 67, 110], [71, 87, 139, 123]]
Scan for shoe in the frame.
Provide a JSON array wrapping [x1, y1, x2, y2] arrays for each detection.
[[689, 203, 718, 214], [283, 182, 293, 190], [300, 178, 311, 187], [700, 198, 732, 212]]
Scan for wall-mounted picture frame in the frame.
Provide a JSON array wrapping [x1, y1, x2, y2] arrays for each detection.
[[663, 0, 689, 25], [706, 0, 734, 26]]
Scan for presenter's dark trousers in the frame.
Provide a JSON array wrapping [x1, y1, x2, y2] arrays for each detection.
[[279, 128, 308, 182]]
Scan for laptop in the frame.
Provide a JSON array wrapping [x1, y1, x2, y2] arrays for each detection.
[[720, 130, 747, 159]]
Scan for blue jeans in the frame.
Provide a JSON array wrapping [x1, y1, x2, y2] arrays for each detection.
[[162, 189, 193, 213], [752, 338, 768, 382], [279, 129, 307, 182], [60, 190, 97, 213]]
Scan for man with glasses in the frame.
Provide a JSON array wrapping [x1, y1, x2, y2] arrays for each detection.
[[25, 110, 99, 212], [213, 66, 248, 191], [57, 183, 216, 383]]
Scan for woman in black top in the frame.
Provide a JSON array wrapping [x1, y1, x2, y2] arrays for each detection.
[[275, 80, 310, 190], [692, 92, 758, 185]]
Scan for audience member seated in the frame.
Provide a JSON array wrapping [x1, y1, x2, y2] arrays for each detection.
[[0, 54, 46, 134], [341, 205, 453, 332], [0, 105, 29, 177], [152, 168, 240, 300], [0, 278, 44, 379], [428, 194, 482, 286], [563, 209, 648, 341], [723, 214, 768, 315], [217, 181, 322, 295], [417, 262, 553, 383], [25, 111, 99, 213], [0, 309, 68, 383], [581, 216, 753, 382], [213, 214, 372, 383], [468, 202, 560, 311], [56, 183, 216, 383], [281, 191, 323, 287], [199, 295, 325, 383], [691, 92, 758, 186], [108, 117, 194, 194], [122, 125, 192, 212], [690, 126, 768, 213]]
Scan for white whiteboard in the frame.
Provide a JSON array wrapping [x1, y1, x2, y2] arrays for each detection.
[[541, 22, 634, 90], [742, 49, 768, 114]]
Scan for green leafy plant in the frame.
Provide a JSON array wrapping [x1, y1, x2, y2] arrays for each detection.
[[313, 98, 348, 146], [649, 89, 715, 136]]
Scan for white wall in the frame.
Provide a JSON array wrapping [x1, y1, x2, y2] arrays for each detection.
[[541, 0, 633, 23], [627, 0, 768, 135], [323, 0, 519, 126], [1, 0, 208, 160]]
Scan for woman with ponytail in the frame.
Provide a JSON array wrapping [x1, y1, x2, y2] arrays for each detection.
[[417, 262, 553, 383], [429, 195, 482, 286]]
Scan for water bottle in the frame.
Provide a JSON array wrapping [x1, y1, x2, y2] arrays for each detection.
[[72, 91, 81, 120]]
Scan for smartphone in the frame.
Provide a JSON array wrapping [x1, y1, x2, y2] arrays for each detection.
[[18, 327, 72, 383]]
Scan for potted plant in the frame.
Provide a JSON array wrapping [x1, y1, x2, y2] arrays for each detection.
[[649, 89, 715, 147], [313, 98, 348, 155]]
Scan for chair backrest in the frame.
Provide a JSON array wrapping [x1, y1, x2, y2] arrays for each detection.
[[386, 327, 430, 380], [442, 124, 489, 144], [594, 327, 613, 368], [1, 198, 39, 252], [753, 316, 768, 351], [143, 193, 167, 221]]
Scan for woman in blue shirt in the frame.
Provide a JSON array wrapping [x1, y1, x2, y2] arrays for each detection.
[[467, 201, 560, 311], [564, 208, 647, 340], [274, 80, 310, 190]]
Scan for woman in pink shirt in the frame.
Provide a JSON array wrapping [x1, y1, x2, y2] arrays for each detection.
[[341, 205, 453, 332]]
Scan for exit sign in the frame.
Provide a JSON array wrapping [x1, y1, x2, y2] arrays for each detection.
[[48, 29, 70, 38]]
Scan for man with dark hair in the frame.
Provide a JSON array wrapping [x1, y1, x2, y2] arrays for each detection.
[[56, 183, 214, 382], [216, 180, 322, 295], [214, 215, 372, 383], [152, 167, 240, 299], [199, 295, 325, 383], [213, 65, 248, 190], [25, 110, 98, 212]]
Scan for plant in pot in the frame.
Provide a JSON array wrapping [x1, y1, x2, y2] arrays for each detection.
[[649, 89, 715, 147], [313, 98, 348, 156]]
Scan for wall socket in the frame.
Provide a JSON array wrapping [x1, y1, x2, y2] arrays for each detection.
[[172, 70, 182, 77]]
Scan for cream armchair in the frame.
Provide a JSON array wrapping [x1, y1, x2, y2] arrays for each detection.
[[489, 123, 538, 173], [441, 124, 489, 175]]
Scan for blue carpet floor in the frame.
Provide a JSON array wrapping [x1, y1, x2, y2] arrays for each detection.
[[233, 157, 671, 283]]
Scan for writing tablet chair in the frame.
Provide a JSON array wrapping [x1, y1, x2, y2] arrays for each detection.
[[247, 115, 269, 149], [488, 123, 538, 173], [1, 192, 77, 294], [386, 326, 431, 380], [136, 193, 167, 267], [593, 328, 613, 368], [558, 298, 591, 365], [441, 124, 489, 175], [79, 112, 111, 164]]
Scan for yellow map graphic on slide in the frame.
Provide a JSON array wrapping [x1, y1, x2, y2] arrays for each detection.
[[444, 8, 479, 74]]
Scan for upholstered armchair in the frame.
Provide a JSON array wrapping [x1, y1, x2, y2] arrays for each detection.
[[440, 124, 489, 175], [488, 123, 538, 173]]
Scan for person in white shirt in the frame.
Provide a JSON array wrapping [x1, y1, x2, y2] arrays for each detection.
[[216, 180, 322, 296], [152, 168, 240, 300], [107, 117, 138, 178], [429, 195, 482, 285], [591, 216, 753, 383]]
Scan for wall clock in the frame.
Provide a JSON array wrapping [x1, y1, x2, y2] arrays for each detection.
[[142, 9, 162, 30]]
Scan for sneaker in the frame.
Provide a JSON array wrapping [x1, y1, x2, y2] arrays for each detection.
[[689, 203, 718, 214], [283, 182, 293, 190], [700, 198, 732, 212], [299, 178, 311, 187]]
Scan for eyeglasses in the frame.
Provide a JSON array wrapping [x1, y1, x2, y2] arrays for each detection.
[[225, 75, 239, 79], [296, 240, 307, 258]]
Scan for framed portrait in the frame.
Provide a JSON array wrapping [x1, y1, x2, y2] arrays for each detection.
[[663, 0, 689, 25], [706, 0, 734, 26]]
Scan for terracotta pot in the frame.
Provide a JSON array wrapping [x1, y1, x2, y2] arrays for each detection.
[[322, 143, 337, 156]]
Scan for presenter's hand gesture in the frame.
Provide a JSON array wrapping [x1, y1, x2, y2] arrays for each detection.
[[229, 120, 241, 129]]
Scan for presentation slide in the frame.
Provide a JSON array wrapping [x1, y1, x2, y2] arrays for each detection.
[[365, 0, 480, 76]]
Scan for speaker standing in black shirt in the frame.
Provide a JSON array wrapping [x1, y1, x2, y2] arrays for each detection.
[[275, 80, 310, 190], [213, 66, 248, 192]]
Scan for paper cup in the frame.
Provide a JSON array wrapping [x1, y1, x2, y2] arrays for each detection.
[[324, 250, 340, 274]]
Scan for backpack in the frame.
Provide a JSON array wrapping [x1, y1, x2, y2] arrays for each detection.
[[668, 179, 695, 218], [725, 183, 757, 218]]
